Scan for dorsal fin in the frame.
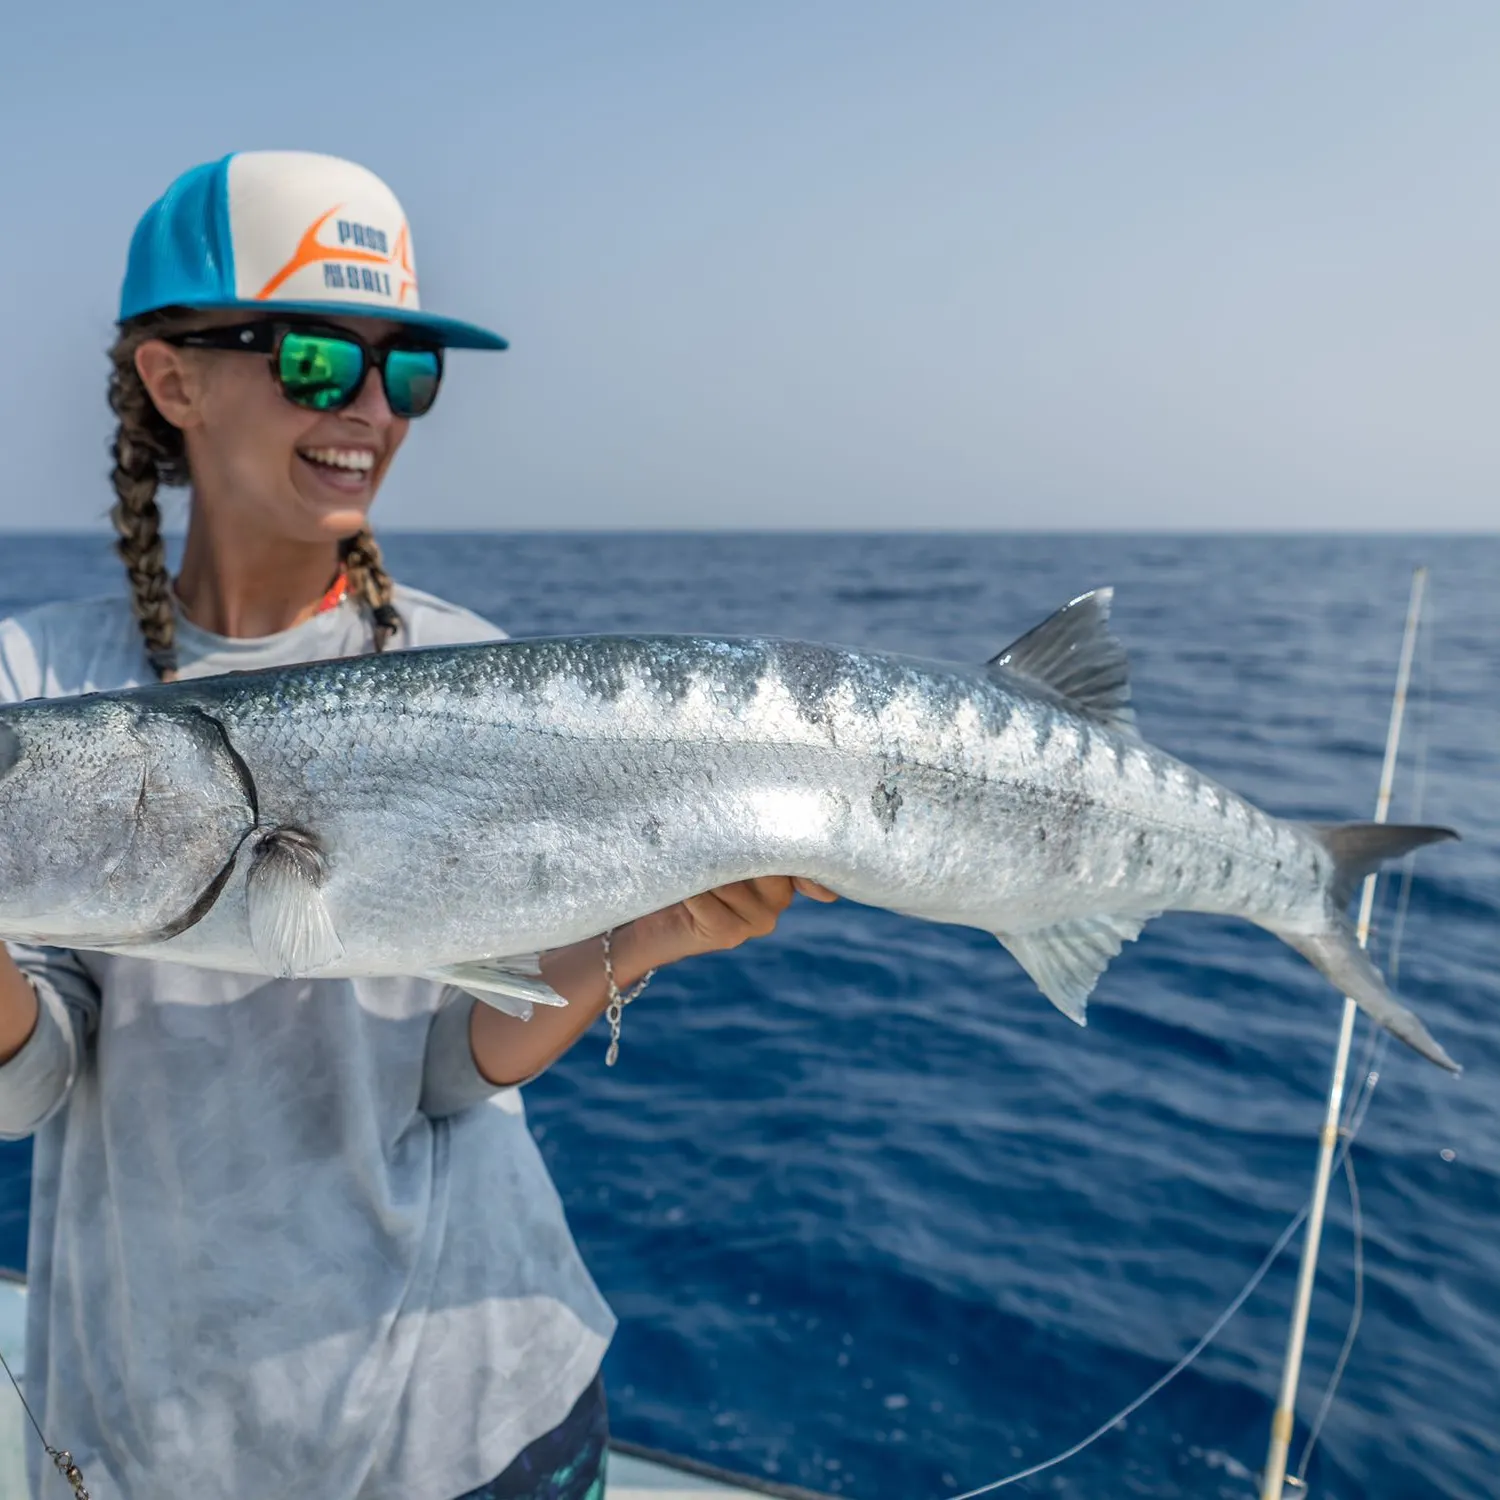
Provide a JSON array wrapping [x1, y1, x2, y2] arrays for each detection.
[[986, 588, 1138, 736]]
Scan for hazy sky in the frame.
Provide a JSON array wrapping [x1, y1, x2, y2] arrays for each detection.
[[2, 3, 1495, 530]]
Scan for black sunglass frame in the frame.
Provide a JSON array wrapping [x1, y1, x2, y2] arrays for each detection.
[[163, 319, 445, 417]]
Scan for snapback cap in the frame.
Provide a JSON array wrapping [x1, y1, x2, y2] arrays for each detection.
[[119, 151, 507, 350]]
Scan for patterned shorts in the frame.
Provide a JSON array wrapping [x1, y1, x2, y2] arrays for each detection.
[[451, 1372, 609, 1500]]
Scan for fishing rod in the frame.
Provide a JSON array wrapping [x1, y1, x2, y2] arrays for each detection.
[[1258, 564, 1429, 1500]]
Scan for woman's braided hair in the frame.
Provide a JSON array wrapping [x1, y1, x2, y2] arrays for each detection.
[[339, 528, 402, 653], [107, 311, 403, 681]]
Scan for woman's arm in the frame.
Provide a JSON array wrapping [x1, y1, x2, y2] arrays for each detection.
[[469, 877, 838, 1087], [0, 942, 99, 1140], [0, 948, 39, 1065]]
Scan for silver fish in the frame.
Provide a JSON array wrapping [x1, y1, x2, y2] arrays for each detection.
[[0, 590, 1459, 1070]]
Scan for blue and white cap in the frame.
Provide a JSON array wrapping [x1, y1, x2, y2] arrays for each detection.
[[120, 150, 508, 350]]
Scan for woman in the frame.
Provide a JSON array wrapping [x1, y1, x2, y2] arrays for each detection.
[[0, 150, 833, 1500]]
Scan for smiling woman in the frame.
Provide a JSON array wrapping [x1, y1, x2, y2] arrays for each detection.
[[110, 304, 453, 667], [0, 149, 835, 1500]]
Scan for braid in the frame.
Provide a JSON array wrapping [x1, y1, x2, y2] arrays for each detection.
[[108, 311, 194, 682], [340, 528, 402, 652]]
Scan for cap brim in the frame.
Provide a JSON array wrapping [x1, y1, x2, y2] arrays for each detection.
[[139, 297, 509, 350]]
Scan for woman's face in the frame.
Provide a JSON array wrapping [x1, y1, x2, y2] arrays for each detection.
[[138, 314, 413, 545]]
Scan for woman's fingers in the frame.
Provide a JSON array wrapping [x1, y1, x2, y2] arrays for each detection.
[[682, 880, 784, 942], [676, 876, 837, 952], [793, 878, 839, 902]]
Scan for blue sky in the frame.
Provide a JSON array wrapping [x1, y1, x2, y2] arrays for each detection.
[[1, 3, 1495, 529]]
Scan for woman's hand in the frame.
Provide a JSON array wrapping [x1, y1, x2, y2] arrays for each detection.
[[469, 877, 839, 1086], [627, 876, 840, 967]]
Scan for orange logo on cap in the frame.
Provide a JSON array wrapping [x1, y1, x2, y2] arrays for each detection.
[[256, 204, 417, 303], [389, 225, 417, 305]]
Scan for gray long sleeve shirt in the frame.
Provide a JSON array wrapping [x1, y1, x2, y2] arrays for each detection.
[[0, 588, 615, 1500]]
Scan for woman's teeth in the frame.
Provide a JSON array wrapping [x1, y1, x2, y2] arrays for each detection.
[[300, 448, 376, 473]]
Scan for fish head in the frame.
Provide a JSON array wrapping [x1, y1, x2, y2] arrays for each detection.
[[0, 698, 255, 945]]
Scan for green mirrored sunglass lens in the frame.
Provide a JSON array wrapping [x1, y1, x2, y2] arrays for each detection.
[[279, 333, 365, 410], [383, 349, 442, 416]]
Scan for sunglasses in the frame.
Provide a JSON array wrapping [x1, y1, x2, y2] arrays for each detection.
[[165, 320, 445, 418]]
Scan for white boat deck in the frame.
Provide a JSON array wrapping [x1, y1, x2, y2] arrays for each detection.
[[0, 1278, 799, 1499]]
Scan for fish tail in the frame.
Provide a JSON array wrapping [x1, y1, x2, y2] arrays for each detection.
[[1305, 821, 1458, 910], [1273, 919, 1459, 1073], [1269, 821, 1461, 1073]]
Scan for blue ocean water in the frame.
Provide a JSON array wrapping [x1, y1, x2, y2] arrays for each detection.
[[0, 533, 1495, 1500]]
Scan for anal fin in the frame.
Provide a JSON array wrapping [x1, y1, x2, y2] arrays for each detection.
[[997, 913, 1155, 1024], [429, 954, 570, 1022]]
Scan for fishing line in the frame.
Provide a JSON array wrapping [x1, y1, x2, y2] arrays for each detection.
[[943, 1205, 1310, 1500], [1291, 1149, 1366, 1487], [941, 1097, 1387, 1500], [0, 1343, 90, 1496]]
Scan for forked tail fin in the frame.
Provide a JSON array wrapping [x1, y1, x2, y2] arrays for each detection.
[[1306, 821, 1458, 909], [1272, 821, 1461, 1073], [1275, 921, 1459, 1073]]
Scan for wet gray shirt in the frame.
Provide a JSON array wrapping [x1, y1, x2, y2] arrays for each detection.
[[0, 588, 615, 1500]]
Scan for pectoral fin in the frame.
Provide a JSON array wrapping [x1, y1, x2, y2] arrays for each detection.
[[246, 827, 345, 977], [997, 913, 1155, 1024], [429, 954, 570, 1022]]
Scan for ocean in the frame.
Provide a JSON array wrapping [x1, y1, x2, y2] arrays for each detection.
[[0, 533, 1495, 1499]]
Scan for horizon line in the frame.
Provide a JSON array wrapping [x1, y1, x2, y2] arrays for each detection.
[[0, 526, 1495, 540]]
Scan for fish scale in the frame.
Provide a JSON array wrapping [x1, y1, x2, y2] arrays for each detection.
[[0, 589, 1461, 1070]]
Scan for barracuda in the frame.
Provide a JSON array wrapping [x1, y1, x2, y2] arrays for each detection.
[[0, 591, 1460, 1070]]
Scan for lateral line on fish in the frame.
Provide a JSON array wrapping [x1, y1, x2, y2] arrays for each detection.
[[1005, 780, 1284, 865]]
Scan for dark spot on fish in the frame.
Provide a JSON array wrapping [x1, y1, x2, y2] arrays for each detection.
[[636, 648, 695, 704], [871, 779, 903, 831], [132, 758, 150, 831], [1219, 856, 1234, 884], [639, 813, 664, 847], [578, 653, 627, 702], [846, 653, 904, 718], [1274, 858, 1283, 872], [0, 721, 20, 779], [773, 641, 846, 728], [1035, 826, 1047, 843]]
